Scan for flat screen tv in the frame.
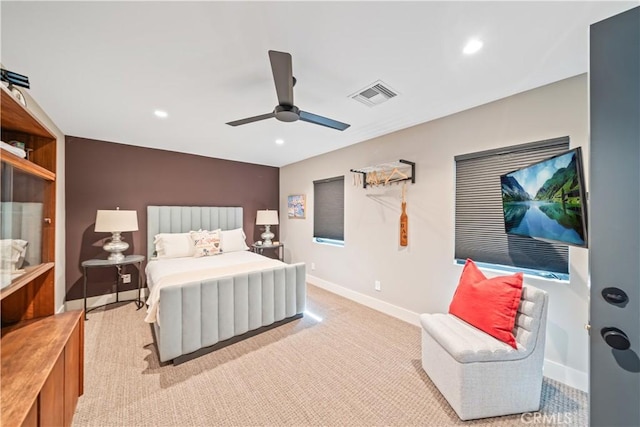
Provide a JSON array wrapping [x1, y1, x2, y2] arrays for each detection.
[[500, 147, 588, 247]]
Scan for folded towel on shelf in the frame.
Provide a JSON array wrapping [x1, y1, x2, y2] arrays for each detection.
[[0, 140, 27, 158]]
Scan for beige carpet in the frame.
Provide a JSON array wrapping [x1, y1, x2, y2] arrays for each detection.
[[73, 285, 587, 426]]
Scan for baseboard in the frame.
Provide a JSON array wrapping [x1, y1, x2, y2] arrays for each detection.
[[65, 289, 148, 312], [543, 358, 588, 392], [307, 274, 421, 326], [306, 274, 589, 392]]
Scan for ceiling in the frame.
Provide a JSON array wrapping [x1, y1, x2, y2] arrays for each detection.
[[1, 1, 637, 167]]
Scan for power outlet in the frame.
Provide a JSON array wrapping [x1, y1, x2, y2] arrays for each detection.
[[311, 262, 316, 271], [121, 274, 132, 284], [374, 280, 381, 291]]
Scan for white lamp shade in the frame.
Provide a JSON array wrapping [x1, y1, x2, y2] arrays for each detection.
[[256, 210, 279, 225], [95, 210, 138, 232]]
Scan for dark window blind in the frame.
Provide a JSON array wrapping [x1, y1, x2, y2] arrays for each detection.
[[313, 176, 344, 241], [455, 137, 570, 274]]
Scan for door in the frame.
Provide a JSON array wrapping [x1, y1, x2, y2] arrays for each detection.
[[589, 6, 640, 427]]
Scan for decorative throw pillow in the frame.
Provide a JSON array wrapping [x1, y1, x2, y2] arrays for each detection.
[[190, 229, 221, 257], [0, 239, 28, 271], [448, 259, 523, 349], [220, 228, 249, 253], [154, 233, 194, 258], [12, 239, 28, 269]]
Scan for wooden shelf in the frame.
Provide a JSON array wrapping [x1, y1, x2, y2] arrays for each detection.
[[0, 87, 54, 139], [1, 311, 83, 427], [0, 263, 55, 301], [1, 147, 55, 181], [0, 73, 78, 426], [350, 159, 416, 188]]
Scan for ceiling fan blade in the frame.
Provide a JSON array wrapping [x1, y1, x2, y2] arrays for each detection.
[[299, 110, 351, 131], [226, 112, 275, 127], [268, 50, 294, 107]]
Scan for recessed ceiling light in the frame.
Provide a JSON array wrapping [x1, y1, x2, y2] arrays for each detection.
[[154, 110, 168, 118], [463, 39, 483, 55], [275, 139, 284, 145]]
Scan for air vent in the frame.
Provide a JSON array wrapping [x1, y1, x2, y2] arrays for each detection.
[[350, 80, 398, 107]]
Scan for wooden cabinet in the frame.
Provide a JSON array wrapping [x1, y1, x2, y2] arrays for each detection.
[[1, 85, 84, 426], [1, 311, 84, 427], [64, 320, 82, 426], [40, 354, 65, 427]]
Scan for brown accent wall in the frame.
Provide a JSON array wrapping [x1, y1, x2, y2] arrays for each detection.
[[65, 136, 279, 301]]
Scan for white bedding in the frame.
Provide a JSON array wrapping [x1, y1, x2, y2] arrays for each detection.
[[144, 251, 284, 323]]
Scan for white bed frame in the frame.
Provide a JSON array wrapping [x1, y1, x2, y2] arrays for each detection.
[[147, 206, 306, 364]]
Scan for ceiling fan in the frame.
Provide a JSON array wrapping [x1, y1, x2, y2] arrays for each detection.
[[226, 50, 350, 131]]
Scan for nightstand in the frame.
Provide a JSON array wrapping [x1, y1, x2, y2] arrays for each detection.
[[251, 242, 284, 262], [81, 254, 145, 320]]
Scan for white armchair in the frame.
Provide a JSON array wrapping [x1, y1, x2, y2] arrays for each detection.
[[420, 284, 549, 420]]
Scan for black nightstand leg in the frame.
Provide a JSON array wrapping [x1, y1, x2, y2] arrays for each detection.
[[115, 265, 121, 303], [83, 266, 88, 320], [136, 261, 143, 309]]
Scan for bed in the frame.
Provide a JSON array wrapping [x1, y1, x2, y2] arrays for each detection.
[[145, 206, 306, 364]]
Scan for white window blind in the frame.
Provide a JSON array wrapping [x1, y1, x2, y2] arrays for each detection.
[[455, 137, 570, 275]]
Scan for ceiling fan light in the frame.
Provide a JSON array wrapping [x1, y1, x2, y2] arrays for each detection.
[[274, 105, 300, 122]]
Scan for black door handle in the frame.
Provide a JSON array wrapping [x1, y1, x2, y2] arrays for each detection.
[[601, 327, 631, 350], [601, 287, 629, 305]]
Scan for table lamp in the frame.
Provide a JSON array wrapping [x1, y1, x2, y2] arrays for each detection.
[[256, 210, 279, 246], [94, 208, 138, 262]]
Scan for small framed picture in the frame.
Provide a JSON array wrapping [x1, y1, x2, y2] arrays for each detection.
[[288, 195, 306, 219]]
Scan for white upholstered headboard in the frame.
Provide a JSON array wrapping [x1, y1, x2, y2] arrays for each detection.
[[147, 206, 243, 259]]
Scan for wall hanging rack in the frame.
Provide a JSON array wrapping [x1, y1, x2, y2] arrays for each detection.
[[350, 159, 415, 188]]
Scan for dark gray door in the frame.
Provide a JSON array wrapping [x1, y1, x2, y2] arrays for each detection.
[[590, 6, 640, 427]]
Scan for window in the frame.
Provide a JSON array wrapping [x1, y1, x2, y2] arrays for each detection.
[[313, 176, 344, 245], [455, 137, 570, 278]]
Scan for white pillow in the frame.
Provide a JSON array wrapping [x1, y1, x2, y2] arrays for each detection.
[[190, 229, 222, 257], [154, 233, 194, 258], [220, 228, 249, 253], [0, 239, 28, 270]]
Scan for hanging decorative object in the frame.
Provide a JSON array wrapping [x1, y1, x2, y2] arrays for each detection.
[[400, 182, 408, 247], [1, 68, 29, 107]]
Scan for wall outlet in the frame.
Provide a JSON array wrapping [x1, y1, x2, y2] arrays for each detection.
[[121, 274, 132, 284], [374, 280, 381, 291], [311, 262, 316, 271]]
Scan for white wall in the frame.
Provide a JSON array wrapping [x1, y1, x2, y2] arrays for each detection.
[[19, 90, 66, 313], [280, 74, 589, 391]]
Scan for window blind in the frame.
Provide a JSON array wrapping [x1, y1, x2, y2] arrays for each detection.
[[455, 137, 570, 274], [313, 176, 345, 241]]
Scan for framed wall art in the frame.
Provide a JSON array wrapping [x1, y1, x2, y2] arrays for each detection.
[[287, 195, 306, 219]]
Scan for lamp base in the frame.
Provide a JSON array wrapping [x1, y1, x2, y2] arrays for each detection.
[[261, 225, 275, 246], [103, 232, 129, 263]]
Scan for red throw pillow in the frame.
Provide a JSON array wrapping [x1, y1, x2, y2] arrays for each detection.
[[449, 259, 523, 348]]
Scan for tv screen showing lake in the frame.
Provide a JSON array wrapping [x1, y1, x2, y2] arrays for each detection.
[[500, 149, 586, 246], [502, 201, 585, 245]]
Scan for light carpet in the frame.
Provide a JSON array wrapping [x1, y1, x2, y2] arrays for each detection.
[[73, 285, 587, 426]]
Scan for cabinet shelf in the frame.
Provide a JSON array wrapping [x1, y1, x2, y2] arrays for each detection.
[[350, 159, 416, 188], [1, 147, 55, 181], [0, 87, 54, 139], [0, 263, 55, 301]]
